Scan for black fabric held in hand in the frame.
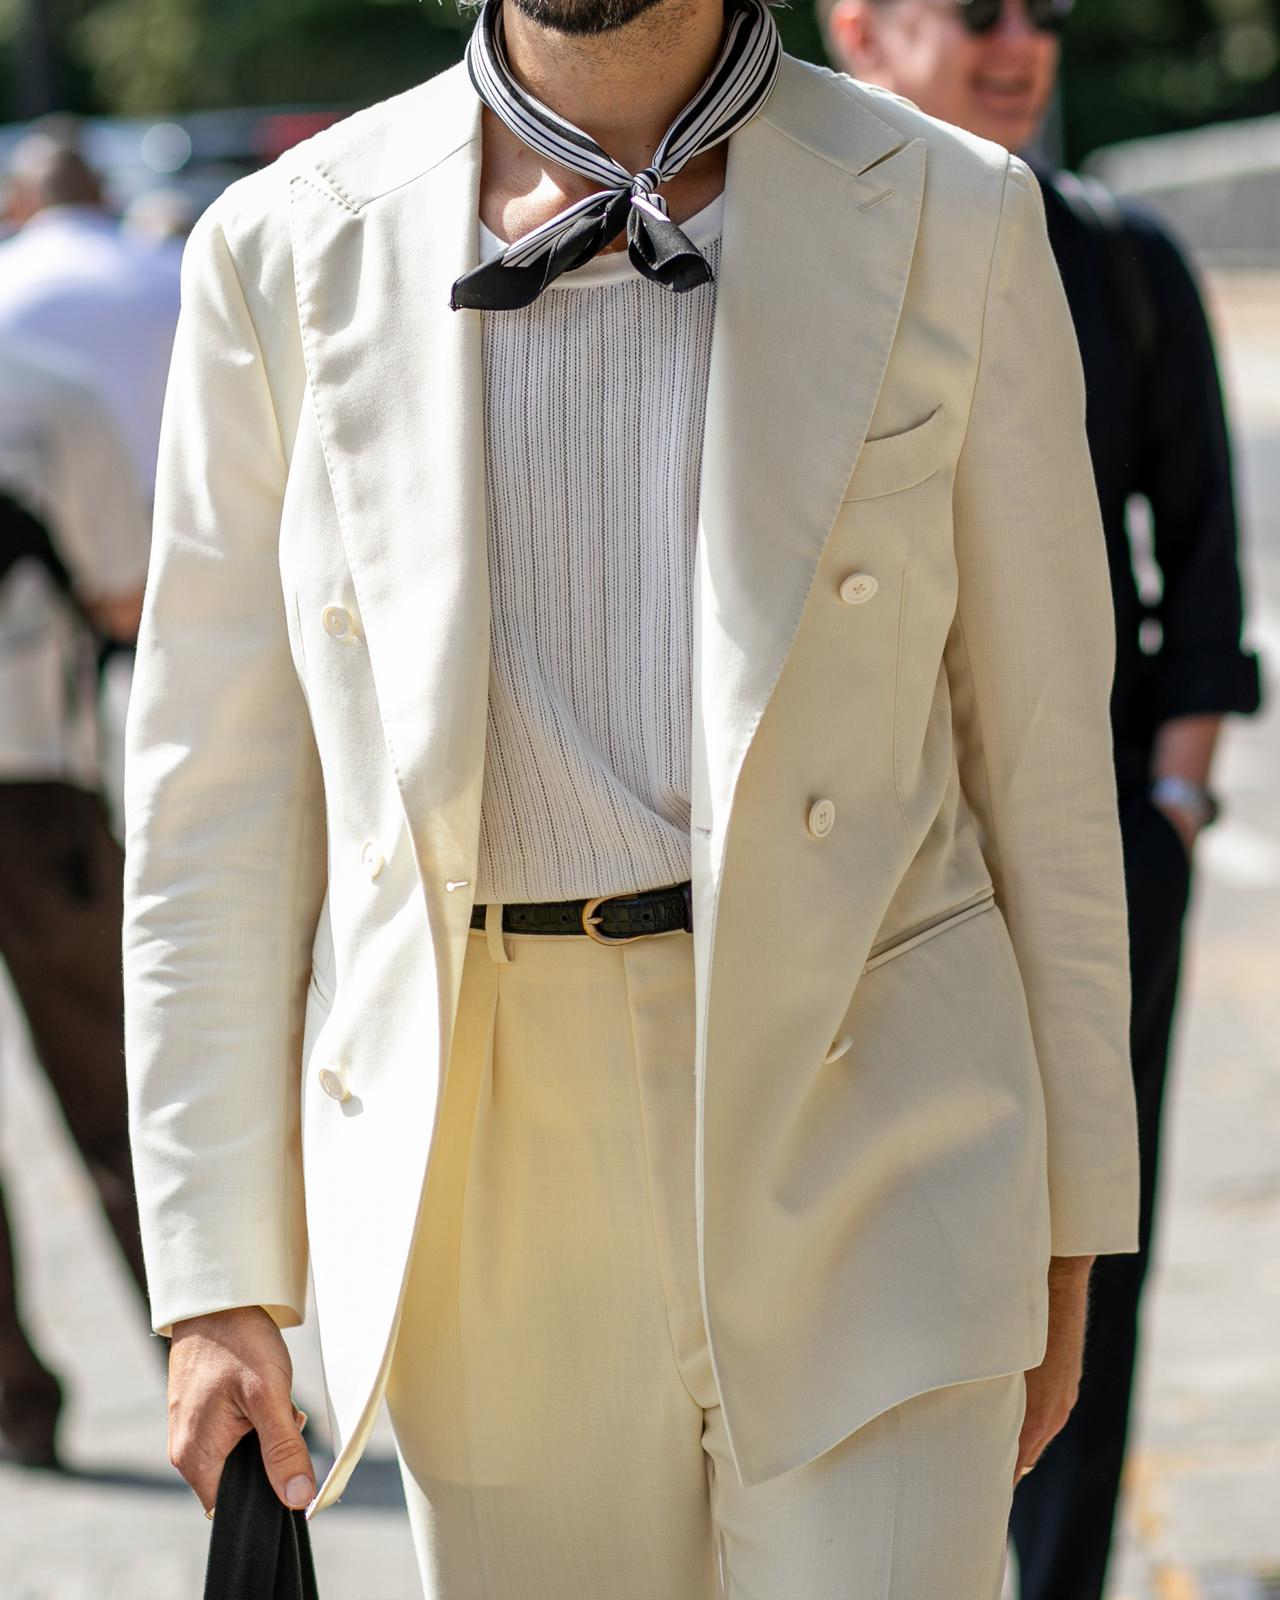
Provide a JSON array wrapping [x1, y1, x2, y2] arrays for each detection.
[[203, 1432, 319, 1600]]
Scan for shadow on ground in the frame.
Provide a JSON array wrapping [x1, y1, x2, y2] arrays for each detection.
[[0, 1451, 407, 1513], [314, 1453, 407, 1512]]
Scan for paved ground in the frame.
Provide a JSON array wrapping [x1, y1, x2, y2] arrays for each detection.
[[0, 272, 1276, 1599], [1094, 272, 1280, 1600]]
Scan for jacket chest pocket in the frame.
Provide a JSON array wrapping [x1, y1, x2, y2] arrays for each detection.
[[844, 405, 945, 503]]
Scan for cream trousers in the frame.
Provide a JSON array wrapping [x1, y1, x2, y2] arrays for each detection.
[[386, 918, 1025, 1599]]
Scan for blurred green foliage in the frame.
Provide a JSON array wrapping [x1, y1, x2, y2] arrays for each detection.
[[1, 0, 1278, 164], [74, 0, 470, 112], [0, 0, 470, 118], [1069, 0, 1278, 160]]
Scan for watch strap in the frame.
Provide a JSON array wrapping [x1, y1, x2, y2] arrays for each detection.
[[1150, 775, 1220, 828]]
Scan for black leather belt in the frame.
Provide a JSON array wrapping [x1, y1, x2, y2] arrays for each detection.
[[470, 882, 693, 943]]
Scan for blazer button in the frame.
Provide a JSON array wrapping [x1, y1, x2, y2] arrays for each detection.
[[318, 1067, 350, 1103], [361, 841, 385, 880], [807, 798, 836, 839], [322, 604, 355, 640], [824, 1034, 854, 1064], [839, 572, 878, 605]]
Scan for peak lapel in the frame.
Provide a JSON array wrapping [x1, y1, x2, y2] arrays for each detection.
[[289, 84, 489, 923], [692, 74, 926, 859]]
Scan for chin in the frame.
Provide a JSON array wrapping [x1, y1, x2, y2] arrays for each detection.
[[969, 113, 1039, 153], [509, 0, 666, 34]]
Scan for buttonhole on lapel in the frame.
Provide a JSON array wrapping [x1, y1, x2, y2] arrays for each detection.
[[858, 189, 894, 214], [693, 824, 711, 837]]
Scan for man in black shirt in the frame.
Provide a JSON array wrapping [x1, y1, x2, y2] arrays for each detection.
[[821, 3, 1262, 1598]]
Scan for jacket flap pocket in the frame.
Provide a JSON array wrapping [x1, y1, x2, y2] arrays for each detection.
[[844, 405, 945, 502], [863, 888, 995, 974]]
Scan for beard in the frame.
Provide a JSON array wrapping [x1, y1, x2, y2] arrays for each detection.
[[507, 0, 669, 37]]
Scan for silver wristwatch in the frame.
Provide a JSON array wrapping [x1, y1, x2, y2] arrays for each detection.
[[1150, 775, 1221, 829]]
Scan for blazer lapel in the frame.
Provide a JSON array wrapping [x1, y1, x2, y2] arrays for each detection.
[[290, 69, 489, 985], [692, 64, 927, 860]]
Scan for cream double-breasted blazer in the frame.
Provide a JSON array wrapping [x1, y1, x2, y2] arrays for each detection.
[[123, 55, 1140, 1512]]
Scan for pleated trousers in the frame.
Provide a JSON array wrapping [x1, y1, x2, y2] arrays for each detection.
[[386, 916, 1026, 1600]]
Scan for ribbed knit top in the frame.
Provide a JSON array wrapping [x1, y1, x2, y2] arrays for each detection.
[[475, 197, 723, 905]]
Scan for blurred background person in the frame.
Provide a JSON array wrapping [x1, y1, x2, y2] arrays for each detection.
[[820, 2, 1264, 1598], [0, 128, 179, 504], [0, 332, 150, 1467], [120, 185, 199, 277]]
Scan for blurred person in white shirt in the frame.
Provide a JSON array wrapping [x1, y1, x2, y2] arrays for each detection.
[[0, 332, 151, 1468], [0, 134, 180, 501]]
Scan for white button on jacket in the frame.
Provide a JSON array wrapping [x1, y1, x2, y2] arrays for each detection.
[[839, 572, 878, 605], [322, 604, 355, 640], [361, 841, 385, 880], [807, 799, 836, 839], [318, 1067, 350, 1103]]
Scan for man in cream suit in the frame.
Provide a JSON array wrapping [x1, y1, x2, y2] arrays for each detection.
[[124, 0, 1140, 1591]]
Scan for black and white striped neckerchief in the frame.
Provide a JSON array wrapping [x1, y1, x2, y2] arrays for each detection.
[[450, 0, 781, 312]]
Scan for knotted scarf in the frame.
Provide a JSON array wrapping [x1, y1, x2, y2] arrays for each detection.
[[450, 0, 781, 310]]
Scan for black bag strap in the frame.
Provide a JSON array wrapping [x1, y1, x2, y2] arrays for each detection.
[[204, 1432, 320, 1600], [0, 485, 134, 680], [1046, 170, 1161, 387], [0, 488, 76, 599]]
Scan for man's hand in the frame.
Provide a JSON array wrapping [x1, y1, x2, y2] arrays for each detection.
[[1016, 1254, 1094, 1484], [168, 1306, 314, 1516]]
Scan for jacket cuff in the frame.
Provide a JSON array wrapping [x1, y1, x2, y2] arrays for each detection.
[[1049, 1209, 1139, 1258], [1147, 644, 1263, 725], [150, 1285, 306, 1340]]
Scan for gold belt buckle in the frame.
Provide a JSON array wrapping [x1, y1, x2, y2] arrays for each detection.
[[581, 895, 646, 946]]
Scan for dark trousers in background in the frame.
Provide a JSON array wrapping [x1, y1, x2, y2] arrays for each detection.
[[0, 782, 147, 1428], [1010, 790, 1193, 1600]]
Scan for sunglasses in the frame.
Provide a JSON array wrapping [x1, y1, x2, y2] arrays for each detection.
[[951, 0, 1076, 35]]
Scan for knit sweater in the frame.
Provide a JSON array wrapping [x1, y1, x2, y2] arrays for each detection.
[[475, 197, 723, 905]]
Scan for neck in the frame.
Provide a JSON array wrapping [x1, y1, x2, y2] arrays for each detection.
[[500, 0, 730, 172]]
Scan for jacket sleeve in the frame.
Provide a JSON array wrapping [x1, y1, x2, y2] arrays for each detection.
[[1132, 217, 1262, 723], [945, 155, 1140, 1258], [123, 199, 325, 1336]]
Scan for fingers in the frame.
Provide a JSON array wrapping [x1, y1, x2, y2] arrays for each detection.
[[165, 1308, 313, 1515], [169, 1388, 314, 1515], [1013, 1403, 1072, 1486], [243, 1374, 316, 1510], [1013, 1444, 1040, 1486], [169, 1403, 252, 1516], [1012, 1420, 1036, 1484]]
